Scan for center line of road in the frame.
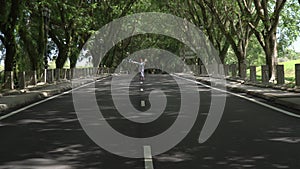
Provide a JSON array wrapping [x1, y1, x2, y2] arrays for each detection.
[[141, 100, 146, 107], [173, 75, 300, 118], [144, 145, 154, 169]]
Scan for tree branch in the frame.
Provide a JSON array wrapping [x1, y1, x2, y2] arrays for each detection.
[[248, 22, 265, 48], [269, 0, 287, 34]]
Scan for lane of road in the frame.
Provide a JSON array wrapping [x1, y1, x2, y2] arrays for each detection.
[[0, 74, 300, 169]]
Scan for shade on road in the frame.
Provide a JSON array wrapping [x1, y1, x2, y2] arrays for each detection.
[[0, 74, 300, 169]]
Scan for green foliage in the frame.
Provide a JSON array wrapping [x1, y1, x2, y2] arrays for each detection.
[[279, 59, 300, 82], [246, 37, 265, 67], [0, 0, 24, 71], [224, 47, 237, 65], [48, 59, 70, 69], [278, 0, 300, 56], [18, 0, 47, 71]]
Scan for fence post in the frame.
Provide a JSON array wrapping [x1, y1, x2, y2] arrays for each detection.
[[93, 67, 97, 76], [276, 65, 285, 85], [212, 63, 218, 77], [55, 68, 60, 81], [89, 68, 93, 76], [193, 65, 198, 75], [62, 69, 67, 79], [296, 64, 300, 87], [224, 65, 229, 77], [74, 69, 78, 78], [18, 71, 26, 89], [240, 63, 247, 79], [250, 66, 257, 82], [78, 68, 82, 78], [78, 69, 81, 78], [218, 64, 224, 76], [80, 68, 83, 78], [46, 69, 53, 83], [230, 64, 237, 78], [200, 65, 207, 76], [4, 71, 14, 89], [89, 68, 92, 76], [87, 68, 91, 76], [82, 68, 86, 77], [262, 65, 269, 84], [31, 70, 37, 85], [43, 69, 47, 83], [84, 68, 87, 77], [0, 71, 3, 83], [100, 67, 103, 74], [71, 68, 75, 79], [66, 69, 70, 80]]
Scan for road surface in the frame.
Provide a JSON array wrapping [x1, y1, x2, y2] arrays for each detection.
[[0, 74, 300, 169]]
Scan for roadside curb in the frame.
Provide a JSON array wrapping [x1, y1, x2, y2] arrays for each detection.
[[0, 75, 110, 114], [195, 76, 300, 111]]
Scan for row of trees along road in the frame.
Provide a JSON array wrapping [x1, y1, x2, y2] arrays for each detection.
[[0, 0, 300, 85]]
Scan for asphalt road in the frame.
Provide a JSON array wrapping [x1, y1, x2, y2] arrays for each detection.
[[0, 74, 300, 169]]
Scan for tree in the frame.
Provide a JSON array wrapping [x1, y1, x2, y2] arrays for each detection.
[[48, 0, 137, 69], [48, 0, 87, 69], [87, 0, 138, 68], [249, 0, 287, 80], [201, 0, 257, 77], [165, 0, 230, 65], [0, 0, 23, 72], [0, 0, 24, 87], [18, 0, 47, 71], [277, 0, 300, 59]]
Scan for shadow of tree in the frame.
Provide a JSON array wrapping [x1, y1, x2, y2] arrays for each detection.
[[0, 94, 143, 169]]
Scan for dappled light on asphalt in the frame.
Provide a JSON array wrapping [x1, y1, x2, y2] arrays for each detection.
[[0, 158, 73, 169], [1, 75, 300, 168], [0, 93, 143, 169]]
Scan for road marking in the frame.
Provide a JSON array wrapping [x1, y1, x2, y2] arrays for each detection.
[[0, 77, 109, 121], [173, 75, 300, 118], [140, 81, 143, 84], [144, 145, 154, 169], [141, 100, 146, 107]]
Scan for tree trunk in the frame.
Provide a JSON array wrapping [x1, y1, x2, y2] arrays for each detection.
[[264, 32, 278, 81], [2, 32, 16, 89], [219, 42, 230, 64], [19, 27, 39, 71], [237, 51, 247, 78], [56, 48, 69, 69], [4, 40, 16, 72], [69, 53, 77, 69]]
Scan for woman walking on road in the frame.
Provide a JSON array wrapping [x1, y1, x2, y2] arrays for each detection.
[[129, 58, 147, 81]]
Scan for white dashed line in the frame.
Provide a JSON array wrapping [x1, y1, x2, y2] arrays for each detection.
[[144, 145, 154, 169], [141, 100, 146, 107], [140, 81, 154, 169]]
